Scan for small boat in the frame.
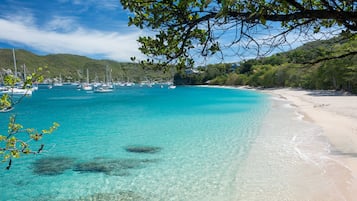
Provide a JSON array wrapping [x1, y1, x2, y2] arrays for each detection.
[[53, 82, 63, 87], [94, 86, 113, 93], [0, 106, 14, 113], [94, 88, 113, 93], [0, 87, 33, 96], [168, 85, 176, 89], [14, 88, 33, 95], [82, 83, 93, 91], [53, 74, 63, 86], [82, 69, 92, 91]]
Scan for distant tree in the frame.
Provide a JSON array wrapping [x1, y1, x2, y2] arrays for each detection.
[[205, 64, 229, 79], [121, 0, 357, 67], [344, 65, 357, 93], [239, 61, 253, 74]]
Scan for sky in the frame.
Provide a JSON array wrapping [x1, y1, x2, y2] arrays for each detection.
[[0, 0, 338, 65], [0, 0, 145, 62]]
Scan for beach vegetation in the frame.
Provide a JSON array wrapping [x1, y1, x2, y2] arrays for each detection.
[[175, 36, 357, 94]]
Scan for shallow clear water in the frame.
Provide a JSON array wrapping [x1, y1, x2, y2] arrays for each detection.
[[0, 85, 269, 201]]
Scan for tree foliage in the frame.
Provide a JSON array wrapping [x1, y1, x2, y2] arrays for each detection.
[[176, 36, 357, 93], [0, 116, 59, 170], [0, 69, 59, 169], [121, 0, 357, 67]]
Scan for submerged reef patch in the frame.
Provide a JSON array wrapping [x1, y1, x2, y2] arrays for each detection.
[[73, 158, 158, 176], [32, 156, 76, 176], [32, 156, 159, 176], [124, 145, 162, 154]]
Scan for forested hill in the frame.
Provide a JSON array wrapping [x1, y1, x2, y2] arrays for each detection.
[[1, 35, 357, 93], [0, 49, 173, 83], [175, 36, 357, 94]]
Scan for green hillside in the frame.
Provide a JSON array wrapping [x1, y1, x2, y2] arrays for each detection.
[[176, 35, 357, 94], [2, 35, 357, 93], [0, 49, 173, 83]]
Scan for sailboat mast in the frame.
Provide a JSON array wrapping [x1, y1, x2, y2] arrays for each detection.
[[86, 68, 89, 83], [23, 63, 27, 80], [12, 48, 17, 78], [105, 65, 108, 84]]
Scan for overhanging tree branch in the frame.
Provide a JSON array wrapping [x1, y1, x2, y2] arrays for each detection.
[[121, 0, 357, 67], [303, 51, 357, 64]]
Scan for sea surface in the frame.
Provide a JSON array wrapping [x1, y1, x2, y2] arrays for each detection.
[[0, 85, 270, 201]]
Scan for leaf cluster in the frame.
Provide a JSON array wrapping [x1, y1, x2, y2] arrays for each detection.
[[0, 115, 59, 169], [0, 69, 59, 170]]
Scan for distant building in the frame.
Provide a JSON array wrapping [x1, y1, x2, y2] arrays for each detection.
[[230, 63, 239, 71], [185, 68, 200, 75]]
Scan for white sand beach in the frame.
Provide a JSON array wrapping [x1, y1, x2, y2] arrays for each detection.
[[262, 88, 357, 200], [198, 85, 357, 200], [236, 88, 357, 200]]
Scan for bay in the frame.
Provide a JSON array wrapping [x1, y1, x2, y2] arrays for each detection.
[[0, 85, 269, 201]]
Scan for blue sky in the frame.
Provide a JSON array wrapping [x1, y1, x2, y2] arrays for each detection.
[[0, 0, 145, 62], [0, 0, 337, 65]]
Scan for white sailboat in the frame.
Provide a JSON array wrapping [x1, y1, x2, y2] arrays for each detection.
[[168, 70, 176, 89], [1, 49, 33, 96], [82, 69, 93, 91], [94, 65, 113, 93], [94, 85, 113, 93], [53, 74, 63, 86], [1, 87, 33, 96], [168, 85, 176, 89]]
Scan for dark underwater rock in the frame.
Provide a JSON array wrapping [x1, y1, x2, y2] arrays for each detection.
[[124, 145, 162, 154], [33, 156, 76, 176], [73, 161, 111, 174], [73, 158, 157, 176]]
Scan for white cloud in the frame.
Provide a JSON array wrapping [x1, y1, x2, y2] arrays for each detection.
[[45, 16, 79, 32], [58, 0, 120, 10], [2, 7, 36, 26], [0, 18, 145, 62]]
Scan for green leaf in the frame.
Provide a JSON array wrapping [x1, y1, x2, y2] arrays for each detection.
[[0, 135, 6, 141], [3, 154, 10, 162], [11, 150, 20, 158], [260, 16, 266, 25]]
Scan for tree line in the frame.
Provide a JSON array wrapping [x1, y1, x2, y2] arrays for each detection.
[[0, 49, 173, 83], [174, 35, 357, 94]]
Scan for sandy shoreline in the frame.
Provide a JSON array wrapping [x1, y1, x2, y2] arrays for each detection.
[[237, 87, 357, 201], [200, 85, 357, 200], [261, 88, 357, 200]]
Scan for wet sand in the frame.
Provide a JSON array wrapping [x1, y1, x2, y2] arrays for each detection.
[[245, 88, 357, 201]]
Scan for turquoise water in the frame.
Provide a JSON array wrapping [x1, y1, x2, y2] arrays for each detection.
[[0, 85, 269, 201]]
